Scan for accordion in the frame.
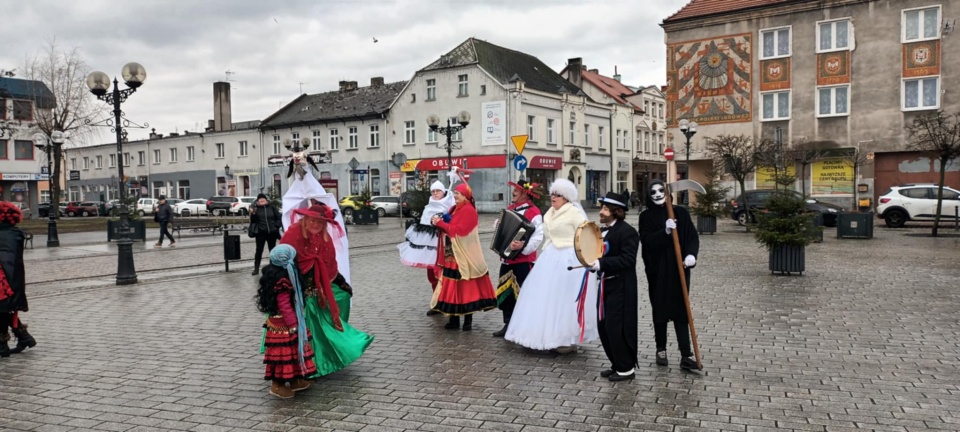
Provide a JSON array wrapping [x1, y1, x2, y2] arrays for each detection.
[[490, 209, 535, 260]]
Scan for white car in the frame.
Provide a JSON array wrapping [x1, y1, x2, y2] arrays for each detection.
[[877, 184, 960, 227], [173, 199, 211, 217], [229, 196, 257, 215], [136, 198, 157, 216]]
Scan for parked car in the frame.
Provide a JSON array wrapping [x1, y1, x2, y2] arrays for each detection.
[[399, 192, 420, 218], [173, 199, 211, 216], [206, 196, 240, 216], [730, 189, 843, 227], [370, 196, 401, 217], [37, 202, 65, 217], [229, 196, 257, 215], [876, 184, 960, 228], [136, 198, 158, 216], [66, 201, 104, 217], [338, 195, 365, 218]]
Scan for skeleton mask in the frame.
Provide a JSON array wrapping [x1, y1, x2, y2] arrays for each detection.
[[650, 184, 666, 206]]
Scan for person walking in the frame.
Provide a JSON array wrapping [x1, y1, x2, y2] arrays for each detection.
[[0, 201, 36, 357], [492, 180, 543, 337], [251, 193, 283, 276], [154, 196, 175, 248]]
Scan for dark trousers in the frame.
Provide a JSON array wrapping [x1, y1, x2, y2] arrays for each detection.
[[598, 318, 635, 373], [0, 313, 11, 334], [253, 233, 278, 269], [497, 262, 533, 324], [654, 320, 693, 357], [158, 221, 175, 244]]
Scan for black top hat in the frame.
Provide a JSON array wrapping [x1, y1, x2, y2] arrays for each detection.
[[598, 191, 629, 211]]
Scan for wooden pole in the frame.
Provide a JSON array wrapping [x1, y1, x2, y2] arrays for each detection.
[[663, 190, 702, 370]]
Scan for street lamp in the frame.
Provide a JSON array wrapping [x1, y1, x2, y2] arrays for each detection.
[[427, 111, 471, 171], [32, 130, 65, 247], [678, 118, 698, 204], [86, 62, 147, 286]]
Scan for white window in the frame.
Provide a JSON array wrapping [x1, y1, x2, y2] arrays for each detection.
[[169, 148, 178, 162], [569, 121, 576, 145], [70, 157, 76, 170], [239, 141, 248, 157], [138, 151, 145, 165], [584, 124, 591, 147], [527, 115, 536, 141], [123, 153, 130, 166], [760, 26, 791, 59], [902, 6, 940, 42], [457, 74, 468, 97], [426, 79, 436, 101], [816, 85, 849, 117], [369, 124, 380, 148], [82, 156, 89, 169], [328, 129, 339, 150], [615, 129, 621, 149], [215, 142, 225, 158], [291, 132, 300, 150], [109, 154, 116, 167], [547, 119, 556, 144], [902, 77, 940, 110], [312, 130, 323, 151], [761, 91, 791, 121], [348, 127, 358, 149], [273, 134, 282, 154], [93, 155, 101, 169], [599, 126, 606, 149], [644, 131, 651, 153], [152, 150, 160, 164], [817, 19, 852, 52], [186, 146, 195, 161], [405, 121, 416, 144], [448, 117, 462, 141], [427, 127, 438, 143]]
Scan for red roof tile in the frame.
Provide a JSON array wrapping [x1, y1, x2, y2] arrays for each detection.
[[663, 0, 797, 23], [580, 70, 642, 110]]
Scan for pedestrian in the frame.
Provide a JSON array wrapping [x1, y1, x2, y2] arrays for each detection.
[[630, 190, 640, 209], [0, 201, 36, 357], [590, 192, 640, 381], [505, 179, 598, 353], [430, 169, 497, 331], [256, 244, 317, 399], [250, 193, 283, 276], [154, 196, 175, 248], [280, 202, 373, 377], [397, 180, 454, 316], [637, 180, 700, 370], [492, 179, 544, 337]]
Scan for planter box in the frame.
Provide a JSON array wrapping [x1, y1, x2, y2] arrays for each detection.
[[837, 212, 874, 239], [810, 213, 824, 243], [769, 244, 805, 275], [353, 208, 379, 225], [107, 220, 147, 242], [696, 215, 717, 235]]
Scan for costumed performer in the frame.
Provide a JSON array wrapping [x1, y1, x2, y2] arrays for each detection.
[[0, 201, 36, 358], [397, 179, 454, 316], [492, 179, 543, 338]]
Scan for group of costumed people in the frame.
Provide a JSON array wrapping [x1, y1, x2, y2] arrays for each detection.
[[256, 171, 373, 398], [398, 174, 702, 381]]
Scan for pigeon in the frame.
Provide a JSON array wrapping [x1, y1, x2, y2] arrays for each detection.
[[373, 37, 378, 43]]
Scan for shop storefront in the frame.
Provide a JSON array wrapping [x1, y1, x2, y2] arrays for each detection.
[[526, 155, 562, 186]]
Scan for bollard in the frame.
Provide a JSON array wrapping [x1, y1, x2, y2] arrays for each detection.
[[223, 229, 241, 272]]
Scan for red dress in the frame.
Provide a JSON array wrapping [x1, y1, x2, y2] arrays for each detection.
[[263, 278, 318, 381], [433, 201, 497, 315]]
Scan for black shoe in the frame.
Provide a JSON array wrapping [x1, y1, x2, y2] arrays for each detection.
[[599, 369, 615, 378], [11, 326, 35, 353], [462, 323, 472, 331], [0, 336, 9, 358], [656, 350, 668, 366], [426, 309, 441, 316], [492, 325, 507, 337], [462, 315, 472, 331], [251, 268, 260, 276], [444, 317, 460, 330], [679, 356, 699, 370], [608, 372, 635, 382]]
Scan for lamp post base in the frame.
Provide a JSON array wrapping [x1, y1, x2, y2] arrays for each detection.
[[46, 217, 60, 247], [116, 237, 138, 285]]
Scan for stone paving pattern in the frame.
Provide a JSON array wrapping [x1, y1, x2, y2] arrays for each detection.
[[2, 215, 959, 431]]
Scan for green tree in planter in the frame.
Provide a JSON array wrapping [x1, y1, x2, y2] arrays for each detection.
[[404, 172, 431, 219], [355, 188, 375, 211], [689, 167, 730, 219], [754, 191, 817, 250]]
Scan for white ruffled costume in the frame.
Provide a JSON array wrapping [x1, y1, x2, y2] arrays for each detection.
[[505, 179, 599, 351], [397, 180, 455, 268], [281, 171, 351, 284]]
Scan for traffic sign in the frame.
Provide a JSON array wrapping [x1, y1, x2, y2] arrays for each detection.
[[512, 155, 528, 171], [664, 147, 675, 161], [352, 169, 368, 174], [511, 135, 528, 154]]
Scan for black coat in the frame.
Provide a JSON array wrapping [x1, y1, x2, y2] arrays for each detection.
[[156, 203, 174, 222], [0, 224, 27, 313], [597, 219, 640, 363], [638, 202, 699, 324], [251, 204, 282, 238]]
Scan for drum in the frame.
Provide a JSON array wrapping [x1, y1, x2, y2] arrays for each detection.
[[574, 221, 604, 267]]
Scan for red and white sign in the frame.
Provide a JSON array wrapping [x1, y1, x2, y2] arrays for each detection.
[[528, 156, 562, 170], [415, 154, 506, 171], [663, 147, 675, 161]]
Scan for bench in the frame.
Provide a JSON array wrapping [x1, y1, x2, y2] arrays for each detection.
[[22, 230, 33, 249], [171, 221, 225, 239]]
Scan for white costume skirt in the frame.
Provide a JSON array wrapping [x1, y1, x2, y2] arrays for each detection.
[[397, 224, 439, 268], [505, 243, 599, 350]]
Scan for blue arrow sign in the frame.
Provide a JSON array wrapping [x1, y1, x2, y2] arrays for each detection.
[[512, 155, 528, 171]]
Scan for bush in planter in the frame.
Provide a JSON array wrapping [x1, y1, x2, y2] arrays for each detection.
[[754, 191, 818, 275], [689, 169, 729, 234]]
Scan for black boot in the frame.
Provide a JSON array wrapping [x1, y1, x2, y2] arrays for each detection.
[[11, 324, 36, 353], [462, 315, 473, 332], [444, 316, 460, 330], [0, 332, 10, 358], [251, 267, 260, 276], [492, 324, 508, 337]]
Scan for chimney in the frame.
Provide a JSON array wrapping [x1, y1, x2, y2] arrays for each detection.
[[568, 57, 583, 88], [588, 69, 598, 74], [207, 120, 215, 132], [371, 77, 384, 87], [213, 81, 232, 132], [339, 80, 358, 92], [614, 65, 621, 82], [149, 128, 158, 139]]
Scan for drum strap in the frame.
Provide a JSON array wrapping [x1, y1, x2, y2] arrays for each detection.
[[575, 270, 591, 343]]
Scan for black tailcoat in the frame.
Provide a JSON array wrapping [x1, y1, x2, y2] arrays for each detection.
[[638, 201, 699, 324], [597, 219, 640, 370]]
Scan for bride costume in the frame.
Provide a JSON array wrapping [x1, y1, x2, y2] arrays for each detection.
[[397, 180, 455, 268], [282, 171, 351, 285]]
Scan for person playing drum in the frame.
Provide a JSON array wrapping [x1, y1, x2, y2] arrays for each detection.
[[492, 180, 544, 338], [505, 179, 599, 353]]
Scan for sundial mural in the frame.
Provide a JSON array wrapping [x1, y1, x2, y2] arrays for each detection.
[[666, 33, 752, 126]]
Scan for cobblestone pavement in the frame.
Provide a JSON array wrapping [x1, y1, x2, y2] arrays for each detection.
[[2, 215, 960, 431]]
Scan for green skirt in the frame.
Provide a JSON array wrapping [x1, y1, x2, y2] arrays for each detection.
[[303, 283, 373, 377]]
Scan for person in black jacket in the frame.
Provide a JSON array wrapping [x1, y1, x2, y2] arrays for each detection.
[[154, 196, 175, 248], [250, 193, 283, 275], [0, 201, 36, 357]]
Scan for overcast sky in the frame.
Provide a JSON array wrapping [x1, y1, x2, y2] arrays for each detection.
[[2, 0, 685, 143]]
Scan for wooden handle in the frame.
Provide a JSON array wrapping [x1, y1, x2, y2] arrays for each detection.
[[664, 192, 702, 370]]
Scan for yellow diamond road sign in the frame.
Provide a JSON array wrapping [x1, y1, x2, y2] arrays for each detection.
[[511, 135, 528, 155]]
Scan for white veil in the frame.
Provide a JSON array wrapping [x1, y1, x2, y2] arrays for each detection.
[[281, 173, 351, 284]]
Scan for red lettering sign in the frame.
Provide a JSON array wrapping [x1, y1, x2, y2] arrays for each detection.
[[528, 156, 563, 170], [415, 155, 506, 171]]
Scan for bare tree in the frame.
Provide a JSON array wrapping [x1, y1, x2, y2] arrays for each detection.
[[905, 110, 960, 237], [19, 39, 104, 212], [782, 139, 831, 197], [705, 134, 773, 227]]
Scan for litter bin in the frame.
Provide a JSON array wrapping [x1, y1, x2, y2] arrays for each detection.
[[223, 230, 241, 271], [837, 212, 874, 239]]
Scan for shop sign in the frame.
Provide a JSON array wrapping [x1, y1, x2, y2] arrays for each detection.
[[414, 154, 506, 171], [1, 173, 32, 181], [528, 156, 562, 170]]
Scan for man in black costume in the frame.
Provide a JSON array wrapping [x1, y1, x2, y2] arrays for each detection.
[[590, 192, 640, 381], [0, 201, 36, 357], [637, 180, 699, 370]]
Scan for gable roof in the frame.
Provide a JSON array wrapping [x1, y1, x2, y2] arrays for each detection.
[[260, 80, 407, 129], [663, 0, 799, 23], [420, 38, 583, 96], [579, 69, 641, 110], [0, 77, 56, 109]]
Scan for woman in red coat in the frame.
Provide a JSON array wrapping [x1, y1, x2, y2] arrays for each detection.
[[430, 183, 496, 330]]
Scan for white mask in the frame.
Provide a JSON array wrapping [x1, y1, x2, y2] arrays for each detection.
[[650, 184, 666, 206]]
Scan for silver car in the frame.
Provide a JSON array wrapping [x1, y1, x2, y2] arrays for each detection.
[[370, 196, 401, 217]]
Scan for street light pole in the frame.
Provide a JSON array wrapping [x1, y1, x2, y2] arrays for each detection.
[[427, 111, 471, 173], [86, 62, 147, 286], [678, 119, 698, 204]]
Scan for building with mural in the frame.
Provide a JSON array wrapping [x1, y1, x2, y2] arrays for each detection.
[[661, 0, 959, 209]]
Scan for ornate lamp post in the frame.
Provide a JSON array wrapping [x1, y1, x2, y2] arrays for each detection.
[[426, 111, 471, 171], [86, 62, 147, 286], [678, 118, 698, 204], [32, 131, 65, 247]]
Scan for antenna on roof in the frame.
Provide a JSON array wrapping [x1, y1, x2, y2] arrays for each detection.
[[299, 82, 307, 94], [225, 70, 236, 82]]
